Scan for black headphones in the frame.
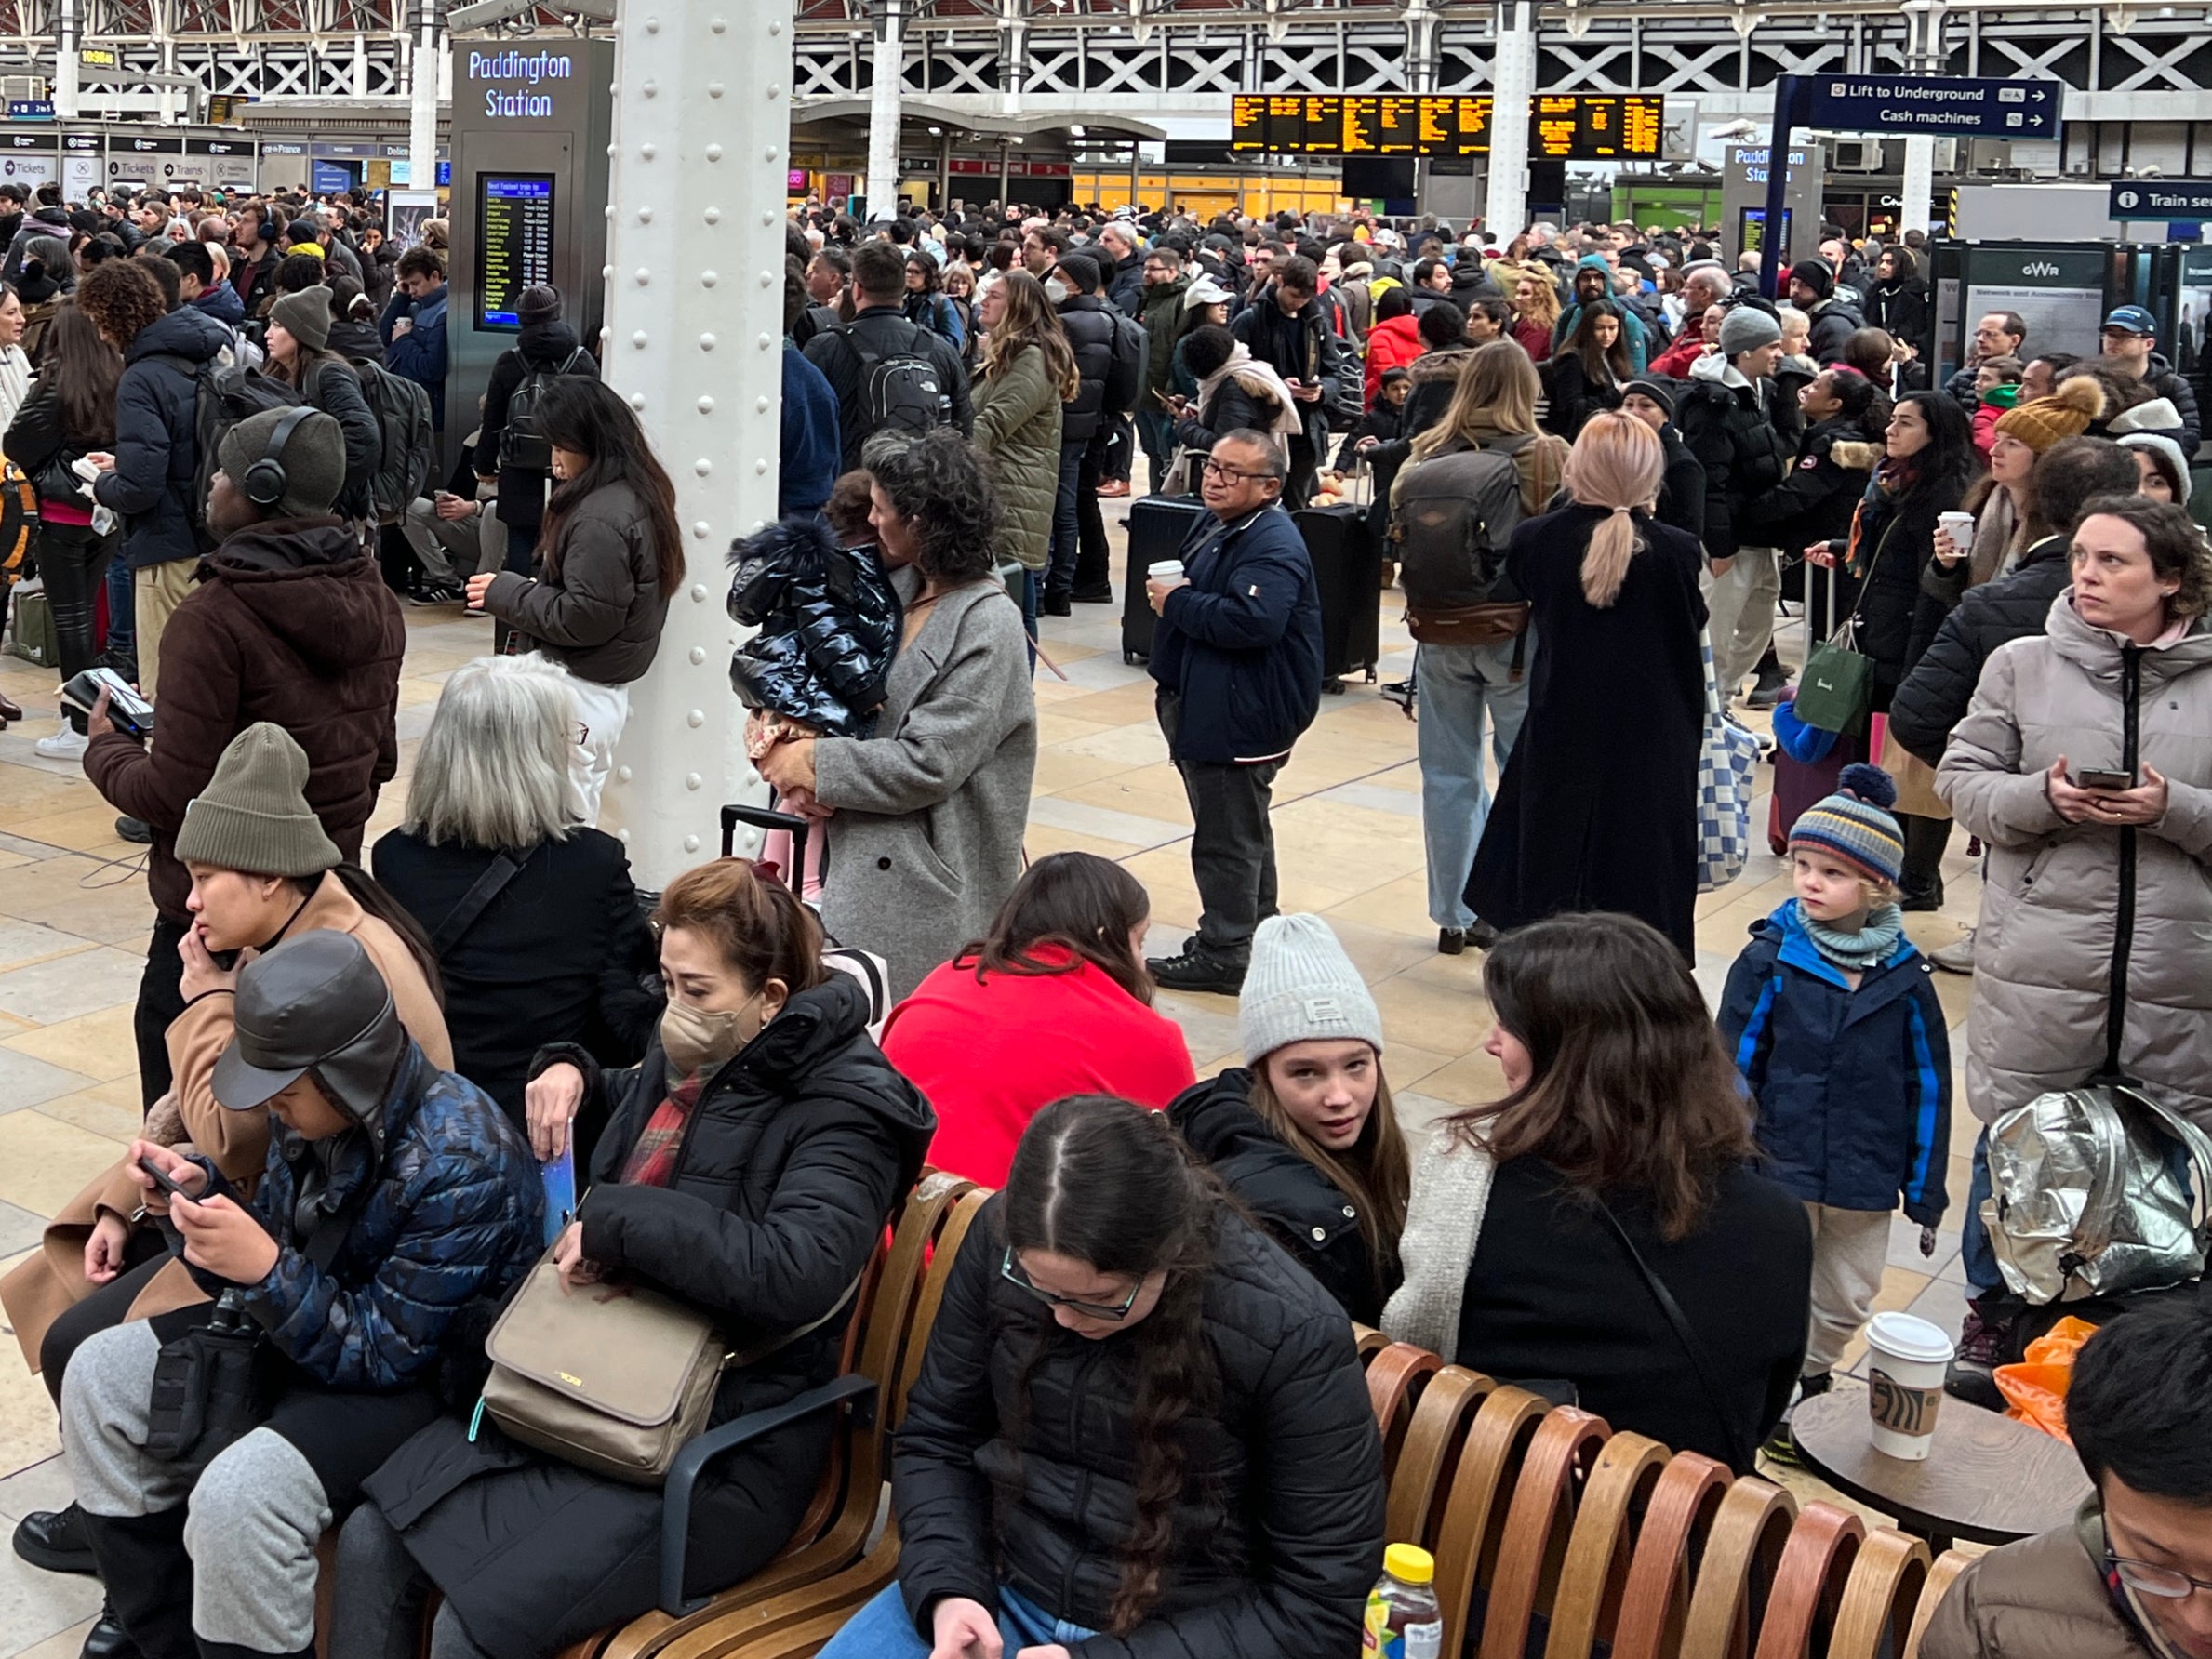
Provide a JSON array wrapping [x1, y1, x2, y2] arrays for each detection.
[[241, 405, 317, 510]]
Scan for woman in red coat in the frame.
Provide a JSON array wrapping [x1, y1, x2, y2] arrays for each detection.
[[1364, 286, 1426, 405], [883, 853, 1195, 1187]]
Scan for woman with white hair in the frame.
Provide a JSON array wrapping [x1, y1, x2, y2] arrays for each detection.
[[372, 654, 658, 1150]]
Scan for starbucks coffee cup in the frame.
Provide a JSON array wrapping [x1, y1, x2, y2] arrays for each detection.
[[1864, 1311, 1953, 1460], [1148, 560, 1185, 582]]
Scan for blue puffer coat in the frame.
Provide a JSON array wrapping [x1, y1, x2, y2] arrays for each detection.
[[1149, 501, 1324, 765], [1717, 901, 1952, 1226], [184, 1042, 543, 1392], [94, 305, 233, 570]]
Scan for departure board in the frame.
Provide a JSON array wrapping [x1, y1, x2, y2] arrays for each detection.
[[475, 173, 555, 331], [1229, 93, 1663, 160]]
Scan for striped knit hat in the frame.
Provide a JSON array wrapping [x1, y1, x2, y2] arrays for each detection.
[[1788, 763, 1903, 886]]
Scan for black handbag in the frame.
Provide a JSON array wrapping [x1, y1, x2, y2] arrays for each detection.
[[143, 1292, 272, 1473]]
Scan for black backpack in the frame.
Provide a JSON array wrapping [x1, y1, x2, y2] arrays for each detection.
[[348, 358, 435, 524], [1103, 311, 1146, 415], [153, 353, 302, 551], [1392, 432, 1536, 611], [499, 346, 595, 472], [838, 319, 953, 445]]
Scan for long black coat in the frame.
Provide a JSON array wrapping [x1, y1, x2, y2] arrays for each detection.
[[892, 1196, 1385, 1657], [370, 826, 660, 1131], [1057, 293, 1118, 447], [1467, 506, 1708, 955], [360, 975, 936, 1659], [1847, 469, 1969, 701], [1167, 1068, 1388, 1326]]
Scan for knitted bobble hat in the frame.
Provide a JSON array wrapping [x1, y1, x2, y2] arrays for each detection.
[[1238, 914, 1384, 1065], [1992, 375, 2104, 454], [1718, 305, 1783, 359], [172, 723, 342, 878], [1789, 763, 1904, 886]]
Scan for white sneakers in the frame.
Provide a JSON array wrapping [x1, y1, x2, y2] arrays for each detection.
[[33, 723, 87, 761]]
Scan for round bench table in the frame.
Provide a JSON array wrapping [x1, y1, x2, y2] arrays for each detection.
[[1788, 1387, 2093, 1555]]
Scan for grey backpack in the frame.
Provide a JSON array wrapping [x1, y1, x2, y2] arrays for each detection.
[[1392, 433, 1534, 612]]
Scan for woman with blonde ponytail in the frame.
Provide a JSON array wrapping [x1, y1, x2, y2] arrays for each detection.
[[1464, 409, 1712, 956]]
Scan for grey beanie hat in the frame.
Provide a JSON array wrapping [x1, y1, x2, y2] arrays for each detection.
[[218, 405, 348, 519], [214, 929, 405, 1142], [1239, 914, 1385, 1064], [269, 285, 331, 352], [173, 723, 343, 877], [1718, 305, 1783, 359]]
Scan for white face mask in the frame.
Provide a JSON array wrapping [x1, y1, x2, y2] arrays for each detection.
[[1045, 277, 1069, 305]]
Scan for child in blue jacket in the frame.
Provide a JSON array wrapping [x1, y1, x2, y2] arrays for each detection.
[[1718, 764, 1951, 1450]]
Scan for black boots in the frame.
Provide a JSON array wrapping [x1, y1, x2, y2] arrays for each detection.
[[76, 1509, 193, 1659], [13, 1502, 98, 1574]]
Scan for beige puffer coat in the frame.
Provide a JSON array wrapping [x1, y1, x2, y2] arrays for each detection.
[[1938, 591, 2212, 1129], [971, 341, 1063, 573]]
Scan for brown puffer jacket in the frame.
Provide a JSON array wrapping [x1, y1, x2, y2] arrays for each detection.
[[1920, 1516, 2161, 1659], [483, 479, 673, 686], [1937, 592, 2212, 1130], [85, 519, 406, 924]]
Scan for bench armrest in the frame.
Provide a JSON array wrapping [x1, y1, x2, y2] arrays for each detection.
[[659, 1373, 879, 1615]]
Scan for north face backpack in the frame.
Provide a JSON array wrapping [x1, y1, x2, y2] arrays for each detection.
[[153, 353, 302, 551], [837, 319, 952, 445], [350, 358, 435, 524], [1392, 432, 1536, 627], [500, 346, 596, 472]]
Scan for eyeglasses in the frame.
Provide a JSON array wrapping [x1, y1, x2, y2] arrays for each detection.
[[1000, 1247, 1141, 1321], [1201, 458, 1275, 484], [2111, 1555, 2212, 1600]]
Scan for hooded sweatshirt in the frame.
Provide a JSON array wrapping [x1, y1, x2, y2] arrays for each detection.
[[83, 517, 407, 922]]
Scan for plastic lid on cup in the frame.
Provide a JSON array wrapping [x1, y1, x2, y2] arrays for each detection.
[[1384, 1543, 1435, 1585], [1865, 1311, 1953, 1364]]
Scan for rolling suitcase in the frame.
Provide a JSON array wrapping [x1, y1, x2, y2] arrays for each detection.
[[1293, 498, 1382, 691], [1121, 494, 1206, 664], [721, 802, 809, 893]]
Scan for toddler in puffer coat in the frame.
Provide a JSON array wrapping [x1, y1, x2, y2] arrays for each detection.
[[726, 511, 899, 751]]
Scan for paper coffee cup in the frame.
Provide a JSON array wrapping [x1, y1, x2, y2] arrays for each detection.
[[1148, 560, 1184, 581], [1864, 1311, 1953, 1460], [1937, 511, 1976, 551]]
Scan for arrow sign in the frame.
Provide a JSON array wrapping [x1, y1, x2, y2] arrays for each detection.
[[1804, 74, 2063, 141], [2111, 179, 2212, 219]]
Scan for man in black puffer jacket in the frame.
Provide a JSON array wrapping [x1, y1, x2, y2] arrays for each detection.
[[1889, 436, 2140, 768], [1047, 254, 1120, 612]]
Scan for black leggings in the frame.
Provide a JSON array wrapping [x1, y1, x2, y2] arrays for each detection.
[[39, 1237, 170, 1406], [39, 516, 117, 726]]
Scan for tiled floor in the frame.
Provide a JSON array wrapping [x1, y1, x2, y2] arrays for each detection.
[[0, 507, 1996, 1651]]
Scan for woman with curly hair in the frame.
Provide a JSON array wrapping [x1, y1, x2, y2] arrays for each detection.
[[901, 249, 964, 352], [78, 252, 233, 697], [971, 267, 1075, 632], [755, 430, 1037, 997], [817, 1095, 1385, 1659]]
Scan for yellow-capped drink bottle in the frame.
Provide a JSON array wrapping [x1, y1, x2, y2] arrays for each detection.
[[1362, 1543, 1442, 1658]]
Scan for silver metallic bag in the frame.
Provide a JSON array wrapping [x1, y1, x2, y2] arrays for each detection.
[[1983, 1083, 2212, 1306]]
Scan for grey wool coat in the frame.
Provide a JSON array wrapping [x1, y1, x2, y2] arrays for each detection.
[[1938, 591, 2212, 1131], [813, 564, 1037, 999]]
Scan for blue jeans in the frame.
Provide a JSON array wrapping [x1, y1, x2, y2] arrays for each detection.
[[104, 553, 136, 652], [816, 1585, 1096, 1657], [1416, 636, 1532, 931], [1961, 1129, 2000, 1296]]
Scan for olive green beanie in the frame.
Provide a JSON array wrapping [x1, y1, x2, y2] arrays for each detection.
[[172, 723, 342, 877]]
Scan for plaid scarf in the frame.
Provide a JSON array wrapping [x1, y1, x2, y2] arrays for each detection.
[[618, 1076, 705, 1188]]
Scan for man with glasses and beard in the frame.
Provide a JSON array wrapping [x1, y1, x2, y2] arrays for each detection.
[[1139, 431, 1324, 995]]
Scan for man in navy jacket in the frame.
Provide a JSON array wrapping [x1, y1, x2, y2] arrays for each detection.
[[1143, 429, 1324, 993], [380, 246, 448, 432]]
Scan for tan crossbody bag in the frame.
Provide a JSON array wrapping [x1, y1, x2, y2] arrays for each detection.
[[475, 1248, 859, 1486]]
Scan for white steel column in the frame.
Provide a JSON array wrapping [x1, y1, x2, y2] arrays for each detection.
[[597, 0, 789, 881], [1486, 0, 1537, 236], [1900, 136, 1934, 237], [407, 0, 439, 195], [53, 0, 79, 121], [864, 0, 902, 221]]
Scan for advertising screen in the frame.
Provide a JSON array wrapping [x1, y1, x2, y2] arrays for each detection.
[[476, 172, 555, 330]]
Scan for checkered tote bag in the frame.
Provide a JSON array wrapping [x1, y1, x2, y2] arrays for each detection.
[[1696, 631, 1761, 894]]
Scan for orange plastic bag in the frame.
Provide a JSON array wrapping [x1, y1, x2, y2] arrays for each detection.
[[1993, 1315, 2099, 1443]]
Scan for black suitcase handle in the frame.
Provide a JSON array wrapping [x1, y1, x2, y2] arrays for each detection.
[[720, 803, 809, 896]]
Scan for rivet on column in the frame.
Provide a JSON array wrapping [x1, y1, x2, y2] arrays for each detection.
[[755, 395, 770, 412], [767, 84, 783, 100], [690, 583, 710, 601], [602, 264, 614, 280], [642, 79, 658, 97], [688, 646, 707, 664], [694, 458, 713, 476], [706, 143, 724, 162], [637, 206, 653, 222], [701, 271, 719, 287], [683, 835, 700, 853], [758, 270, 775, 288], [758, 211, 776, 227], [686, 773, 702, 790], [634, 268, 651, 285], [629, 393, 647, 411], [644, 15, 659, 30], [633, 330, 649, 348], [617, 764, 634, 783], [754, 458, 769, 475], [641, 142, 656, 160], [618, 828, 632, 843], [704, 206, 722, 225], [700, 332, 717, 351], [755, 333, 773, 350], [691, 521, 711, 538], [603, 205, 616, 220], [764, 146, 780, 163], [708, 82, 725, 99], [686, 710, 705, 728], [698, 395, 714, 413], [710, 14, 726, 29], [768, 17, 782, 32]]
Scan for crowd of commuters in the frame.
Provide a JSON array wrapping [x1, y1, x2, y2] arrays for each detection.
[[0, 175, 2206, 1659]]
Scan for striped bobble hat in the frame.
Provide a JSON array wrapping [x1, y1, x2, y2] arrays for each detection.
[[1788, 763, 1903, 885]]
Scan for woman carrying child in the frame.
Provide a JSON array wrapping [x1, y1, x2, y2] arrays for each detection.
[[1717, 763, 1951, 1460]]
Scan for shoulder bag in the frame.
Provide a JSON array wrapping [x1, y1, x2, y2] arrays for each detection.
[[1792, 510, 1895, 737], [429, 845, 536, 956], [1696, 630, 1761, 893], [1594, 1198, 1757, 1474], [1983, 661, 2212, 1305], [475, 1250, 860, 1485]]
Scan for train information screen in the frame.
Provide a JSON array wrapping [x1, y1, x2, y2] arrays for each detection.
[[1230, 93, 1663, 160], [475, 172, 555, 330]]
